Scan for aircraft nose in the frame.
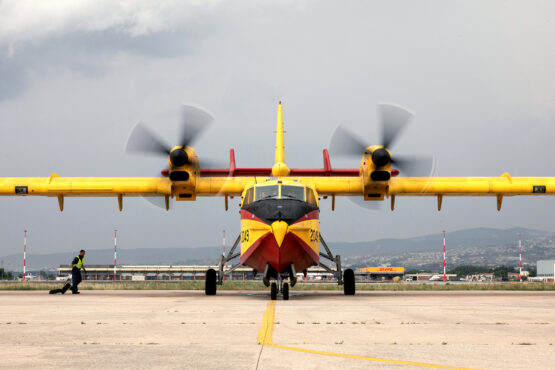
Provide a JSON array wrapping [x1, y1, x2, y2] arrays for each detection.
[[271, 220, 288, 247]]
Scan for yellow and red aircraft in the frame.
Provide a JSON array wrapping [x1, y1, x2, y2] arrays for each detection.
[[2, 102, 555, 300]]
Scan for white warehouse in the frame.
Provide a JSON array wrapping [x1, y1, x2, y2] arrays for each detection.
[[537, 260, 555, 282]]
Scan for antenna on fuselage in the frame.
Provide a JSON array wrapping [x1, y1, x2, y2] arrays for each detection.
[[272, 101, 290, 177]]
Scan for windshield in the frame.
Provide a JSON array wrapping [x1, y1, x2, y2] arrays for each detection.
[[255, 185, 279, 200], [281, 185, 305, 200]]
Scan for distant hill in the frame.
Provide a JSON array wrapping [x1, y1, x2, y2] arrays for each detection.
[[331, 227, 554, 257], [337, 227, 555, 271], [1, 227, 554, 271]]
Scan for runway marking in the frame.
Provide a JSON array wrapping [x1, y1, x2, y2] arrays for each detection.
[[257, 301, 480, 370], [256, 301, 275, 345]]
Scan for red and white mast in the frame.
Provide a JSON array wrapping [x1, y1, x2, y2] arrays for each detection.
[[114, 229, 117, 281], [443, 230, 447, 282], [222, 229, 226, 256], [518, 232, 522, 282], [23, 230, 27, 281]]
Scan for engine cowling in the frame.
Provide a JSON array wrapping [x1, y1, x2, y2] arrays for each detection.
[[360, 145, 391, 200], [168, 146, 199, 201]]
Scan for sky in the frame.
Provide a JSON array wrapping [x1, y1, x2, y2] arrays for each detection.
[[1, 0, 555, 260]]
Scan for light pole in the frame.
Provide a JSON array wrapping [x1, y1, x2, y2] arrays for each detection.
[[23, 230, 27, 281]]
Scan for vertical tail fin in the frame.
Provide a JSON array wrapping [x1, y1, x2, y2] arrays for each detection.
[[275, 101, 285, 164], [272, 101, 290, 176]]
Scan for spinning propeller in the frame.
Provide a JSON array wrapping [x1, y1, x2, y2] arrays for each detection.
[[126, 104, 220, 209], [126, 104, 215, 167], [330, 103, 434, 177], [329, 103, 435, 210]]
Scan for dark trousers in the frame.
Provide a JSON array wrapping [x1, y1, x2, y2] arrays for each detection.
[[71, 269, 82, 293]]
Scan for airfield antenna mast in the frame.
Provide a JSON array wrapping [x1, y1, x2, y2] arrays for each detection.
[[518, 232, 522, 282], [222, 230, 226, 256], [443, 230, 446, 282], [114, 229, 117, 281], [23, 230, 27, 281]]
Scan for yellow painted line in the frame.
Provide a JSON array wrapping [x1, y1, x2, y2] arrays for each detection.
[[257, 301, 480, 370], [267, 344, 479, 370], [256, 301, 275, 345]]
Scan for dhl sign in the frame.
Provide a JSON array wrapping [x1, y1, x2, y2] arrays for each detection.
[[359, 266, 405, 273]]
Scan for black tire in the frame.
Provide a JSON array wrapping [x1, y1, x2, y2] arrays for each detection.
[[270, 282, 277, 300], [283, 282, 289, 300], [343, 268, 355, 295], [205, 269, 217, 296]]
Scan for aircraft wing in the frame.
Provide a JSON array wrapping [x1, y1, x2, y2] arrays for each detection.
[[388, 175, 555, 197], [308, 174, 555, 211], [0, 175, 172, 198], [0, 174, 253, 211]]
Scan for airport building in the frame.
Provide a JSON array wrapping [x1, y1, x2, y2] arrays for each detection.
[[56, 265, 335, 281], [537, 260, 555, 282], [57, 265, 253, 281], [404, 273, 458, 281]]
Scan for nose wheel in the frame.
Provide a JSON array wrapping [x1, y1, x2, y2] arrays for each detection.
[[282, 282, 289, 300], [270, 279, 290, 300]]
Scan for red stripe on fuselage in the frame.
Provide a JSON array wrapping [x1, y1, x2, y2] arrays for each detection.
[[291, 209, 319, 225], [240, 230, 319, 274], [240, 209, 266, 224]]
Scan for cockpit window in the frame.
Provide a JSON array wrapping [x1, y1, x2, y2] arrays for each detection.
[[243, 188, 254, 206], [255, 185, 279, 200], [281, 185, 305, 200], [306, 188, 317, 206]]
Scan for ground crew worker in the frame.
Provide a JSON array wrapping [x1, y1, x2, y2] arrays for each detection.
[[71, 250, 87, 294]]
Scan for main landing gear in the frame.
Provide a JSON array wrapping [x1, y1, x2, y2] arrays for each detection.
[[204, 234, 242, 296], [319, 234, 355, 296], [204, 232, 356, 298]]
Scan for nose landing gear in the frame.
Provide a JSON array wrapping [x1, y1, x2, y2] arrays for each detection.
[[270, 277, 290, 300]]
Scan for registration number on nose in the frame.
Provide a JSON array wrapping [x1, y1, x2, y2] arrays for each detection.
[[309, 229, 319, 242], [241, 229, 250, 243]]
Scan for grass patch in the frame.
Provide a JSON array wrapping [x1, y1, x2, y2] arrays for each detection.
[[0, 280, 554, 291]]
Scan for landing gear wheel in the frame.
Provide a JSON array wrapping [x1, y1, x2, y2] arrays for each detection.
[[270, 282, 277, 300], [205, 269, 217, 296], [343, 268, 355, 296], [283, 282, 289, 300]]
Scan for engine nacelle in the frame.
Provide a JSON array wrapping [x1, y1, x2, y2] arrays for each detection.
[[168, 146, 199, 201], [360, 145, 391, 200]]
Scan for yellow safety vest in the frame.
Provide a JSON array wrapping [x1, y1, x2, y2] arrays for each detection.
[[74, 256, 83, 270]]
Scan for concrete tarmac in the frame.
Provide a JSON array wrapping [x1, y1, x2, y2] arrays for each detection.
[[0, 290, 553, 369]]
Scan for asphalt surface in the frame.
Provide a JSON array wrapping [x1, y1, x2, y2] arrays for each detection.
[[0, 290, 554, 369]]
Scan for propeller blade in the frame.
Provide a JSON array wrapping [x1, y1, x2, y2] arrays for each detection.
[[126, 122, 172, 155], [179, 104, 214, 148], [391, 155, 435, 177], [379, 103, 414, 149], [329, 125, 368, 157]]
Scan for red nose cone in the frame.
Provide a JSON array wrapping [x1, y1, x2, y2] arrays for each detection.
[[161, 168, 169, 177], [391, 169, 399, 177]]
